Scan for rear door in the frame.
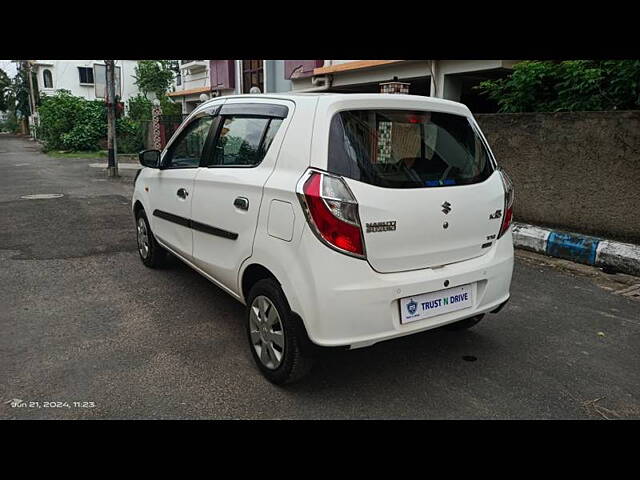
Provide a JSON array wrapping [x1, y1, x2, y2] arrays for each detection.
[[190, 99, 292, 293], [325, 108, 504, 273]]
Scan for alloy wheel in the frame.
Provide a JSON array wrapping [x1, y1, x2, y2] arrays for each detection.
[[137, 217, 150, 259], [249, 295, 285, 370]]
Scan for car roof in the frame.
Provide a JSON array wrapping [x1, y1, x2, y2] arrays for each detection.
[[200, 92, 471, 116]]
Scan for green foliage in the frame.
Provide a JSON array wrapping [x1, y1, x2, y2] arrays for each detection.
[[477, 60, 640, 113], [0, 68, 11, 112], [12, 66, 38, 118], [38, 90, 106, 151], [159, 95, 182, 116], [127, 93, 181, 122], [133, 60, 176, 99], [124, 93, 181, 154], [0, 110, 19, 133], [127, 94, 153, 121], [116, 116, 144, 153], [39, 86, 181, 154], [61, 99, 107, 151]]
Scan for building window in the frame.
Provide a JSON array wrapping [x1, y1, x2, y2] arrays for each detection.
[[78, 67, 94, 85], [43, 69, 53, 89], [176, 73, 182, 86], [242, 60, 264, 94]]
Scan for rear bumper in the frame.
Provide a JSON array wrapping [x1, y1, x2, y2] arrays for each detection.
[[289, 228, 514, 348]]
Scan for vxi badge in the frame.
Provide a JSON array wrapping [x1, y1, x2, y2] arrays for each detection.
[[366, 220, 397, 233]]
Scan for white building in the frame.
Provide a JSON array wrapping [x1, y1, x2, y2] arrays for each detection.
[[28, 60, 141, 103], [169, 60, 519, 114]]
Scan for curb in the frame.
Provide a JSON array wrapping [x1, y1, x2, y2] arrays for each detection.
[[88, 163, 140, 170], [512, 222, 640, 277]]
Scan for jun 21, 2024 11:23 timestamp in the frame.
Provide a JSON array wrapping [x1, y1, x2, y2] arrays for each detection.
[[6, 399, 96, 409]]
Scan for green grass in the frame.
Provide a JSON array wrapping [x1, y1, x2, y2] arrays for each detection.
[[46, 150, 108, 159]]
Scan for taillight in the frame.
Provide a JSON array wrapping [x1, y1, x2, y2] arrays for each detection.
[[297, 170, 365, 258], [498, 169, 514, 239]]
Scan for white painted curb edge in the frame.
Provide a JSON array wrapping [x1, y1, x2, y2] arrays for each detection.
[[512, 222, 640, 277]]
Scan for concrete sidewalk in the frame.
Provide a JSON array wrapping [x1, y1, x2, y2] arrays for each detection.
[[89, 162, 140, 170]]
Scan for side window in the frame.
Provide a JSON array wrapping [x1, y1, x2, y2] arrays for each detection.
[[210, 116, 282, 167], [261, 118, 283, 157], [164, 115, 215, 168]]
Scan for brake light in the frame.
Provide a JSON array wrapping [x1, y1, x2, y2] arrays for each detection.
[[498, 169, 514, 239], [297, 170, 365, 258]]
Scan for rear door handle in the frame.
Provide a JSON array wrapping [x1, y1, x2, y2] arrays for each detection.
[[177, 188, 189, 199], [234, 197, 249, 210]]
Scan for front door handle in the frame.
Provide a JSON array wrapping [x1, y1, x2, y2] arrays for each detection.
[[177, 188, 189, 199], [234, 196, 249, 210]]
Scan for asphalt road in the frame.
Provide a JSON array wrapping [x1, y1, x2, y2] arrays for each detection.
[[1, 134, 639, 419]]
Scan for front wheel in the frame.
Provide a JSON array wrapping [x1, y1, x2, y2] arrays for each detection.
[[135, 209, 167, 268], [246, 279, 314, 385]]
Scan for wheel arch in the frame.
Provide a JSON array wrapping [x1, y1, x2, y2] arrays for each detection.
[[240, 261, 315, 354], [241, 263, 280, 303], [133, 199, 145, 216]]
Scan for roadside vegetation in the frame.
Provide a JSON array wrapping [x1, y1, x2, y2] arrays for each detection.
[[477, 60, 640, 113], [0, 65, 33, 133], [0, 61, 182, 156]]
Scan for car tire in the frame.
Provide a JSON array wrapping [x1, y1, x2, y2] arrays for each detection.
[[135, 209, 167, 268], [246, 278, 314, 385], [444, 314, 485, 331]]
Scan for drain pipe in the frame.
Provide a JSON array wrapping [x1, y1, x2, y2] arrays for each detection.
[[295, 74, 332, 92]]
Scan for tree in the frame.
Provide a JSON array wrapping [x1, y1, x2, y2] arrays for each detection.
[[12, 63, 38, 117], [0, 68, 11, 112], [477, 60, 640, 113], [133, 60, 177, 99]]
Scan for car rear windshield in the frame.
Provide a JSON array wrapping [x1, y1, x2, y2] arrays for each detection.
[[328, 109, 495, 189]]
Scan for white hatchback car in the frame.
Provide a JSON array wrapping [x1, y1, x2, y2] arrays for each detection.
[[132, 93, 514, 384]]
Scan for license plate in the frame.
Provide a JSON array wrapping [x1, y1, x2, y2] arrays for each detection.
[[399, 283, 474, 324]]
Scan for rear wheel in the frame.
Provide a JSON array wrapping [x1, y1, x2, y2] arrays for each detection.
[[444, 314, 485, 331], [135, 209, 167, 268], [246, 278, 314, 385]]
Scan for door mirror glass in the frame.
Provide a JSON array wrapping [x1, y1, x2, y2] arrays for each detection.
[[139, 149, 160, 168]]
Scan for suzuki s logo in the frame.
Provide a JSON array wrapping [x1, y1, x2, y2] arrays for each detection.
[[407, 299, 418, 315], [441, 201, 452, 214]]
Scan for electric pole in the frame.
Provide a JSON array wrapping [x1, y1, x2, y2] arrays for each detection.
[[22, 60, 38, 138], [105, 60, 118, 177]]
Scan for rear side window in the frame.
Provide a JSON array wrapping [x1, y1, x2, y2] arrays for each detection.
[[328, 110, 494, 188], [210, 116, 283, 167]]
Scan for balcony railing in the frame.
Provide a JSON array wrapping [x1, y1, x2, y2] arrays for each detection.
[[180, 60, 208, 73]]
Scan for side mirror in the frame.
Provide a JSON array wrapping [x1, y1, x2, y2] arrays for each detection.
[[139, 149, 160, 168]]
